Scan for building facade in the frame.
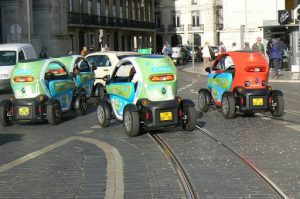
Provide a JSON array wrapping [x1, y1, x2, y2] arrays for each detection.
[[0, 0, 156, 56], [154, 0, 223, 52]]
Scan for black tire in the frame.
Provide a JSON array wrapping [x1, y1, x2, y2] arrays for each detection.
[[97, 84, 105, 100], [0, 102, 12, 127], [47, 101, 62, 125], [96, 101, 111, 127], [123, 107, 140, 137], [221, 93, 236, 119], [198, 89, 211, 112], [76, 93, 88, 115], [179, 58, 184, 65], [271, 95, 284, 117], [182, 106, 197, 131]]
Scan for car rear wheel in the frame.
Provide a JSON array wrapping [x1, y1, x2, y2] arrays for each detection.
[[271, 95, 284, 117], [96, 101, 111, 127], [47, 101, 62, 125], [0, 101, 12, 127], [76, 93, 88, 115], [123, 108, 140, 137], [222, 93, 236, 119], [182, 106, 197, 131], [198, 89, 211, 112]]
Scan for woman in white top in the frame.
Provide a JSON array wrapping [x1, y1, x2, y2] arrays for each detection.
[[201, 42, 211, 67]]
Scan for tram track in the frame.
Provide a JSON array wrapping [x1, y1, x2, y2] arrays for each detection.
[[195, 124, 290, 199], [149, 133, 198, 199]]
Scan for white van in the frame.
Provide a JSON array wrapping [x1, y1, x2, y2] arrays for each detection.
[[0, 43, 37, 91]]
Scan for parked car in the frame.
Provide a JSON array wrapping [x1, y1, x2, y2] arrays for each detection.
[[0, 59, 88, 127], [0, 43, 37, 91], [198, 51, 284, 119], [186, 45, 202, 62], [55, 55, 95, 98], [96, 55, 197, 136], [171, 46, 189, 65]]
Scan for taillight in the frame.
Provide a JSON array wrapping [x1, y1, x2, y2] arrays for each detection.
[[149, 74, 175, 82], [13, 76, 34, 82], [245, 67, 266, 72], [146, 111, 150, 121], [240, 97, 244, 105]]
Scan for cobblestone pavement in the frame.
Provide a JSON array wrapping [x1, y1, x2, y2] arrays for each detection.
[[0, 69, 299, 198]]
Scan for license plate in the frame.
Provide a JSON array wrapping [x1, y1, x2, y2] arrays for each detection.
[[160, 112, 172, 121], [19, 107, 29, 116], [252, 98, 263, 106]]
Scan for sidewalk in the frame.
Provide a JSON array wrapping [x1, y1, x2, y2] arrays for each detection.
[[179, 61, 300, 83]]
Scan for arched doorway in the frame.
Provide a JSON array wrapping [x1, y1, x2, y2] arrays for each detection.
[[156, 35, 163, 54], [194, 34, 201, 46], [171, 34, 182, 47]]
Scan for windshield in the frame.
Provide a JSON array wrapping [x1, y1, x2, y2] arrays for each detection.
[[0, 51, 17, 66]]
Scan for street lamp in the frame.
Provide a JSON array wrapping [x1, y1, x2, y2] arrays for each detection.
[[26, 0, 31, 43]]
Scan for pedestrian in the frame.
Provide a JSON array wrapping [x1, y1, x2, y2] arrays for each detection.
[[270, 38, 282, 79], [252, 37, 265, 54], [39, 47, 48, 59], [266, 39, 273, 69], [89, 45, 95, 53], [67, 49, 73, 55], [201, 42, 212, 67], [80, 46, 88, 56], [230, 42, 238, 51], [218, 41, 226, 54], [243, 42, 251, 51]]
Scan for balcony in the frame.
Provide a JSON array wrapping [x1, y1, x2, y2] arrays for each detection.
[[68, 12, 155, 30], [188, 24, 204, 32], [168, 25, 184, 32], [216, 23, 223, 31], [156, 25, 164, 32]]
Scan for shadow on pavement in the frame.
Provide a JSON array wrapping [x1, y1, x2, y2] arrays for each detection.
[[0, 134, 24, 145]]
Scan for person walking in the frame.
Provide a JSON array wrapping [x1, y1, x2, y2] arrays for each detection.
[[80, 46, 88, 56], [252, 37, 265, 54], [270, 38, 282, 79], [39, 47, 48, 59], [218, 41, 226, 54], [243, 42, 251, 51], [201, 42, 211, 67], [230, 42, 238, 51]]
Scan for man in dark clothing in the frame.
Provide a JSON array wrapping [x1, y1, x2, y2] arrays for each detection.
[[39, 47, 48, 59]]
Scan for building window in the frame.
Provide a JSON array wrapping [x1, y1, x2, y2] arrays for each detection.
[[113, 0, 116, 17], [97, 0, 101, 16], [126, 0, 129, 19], [68, 0, 73, 12], [105, 0, 109, 17], [80, 0, 83, 13], [192, 11, 200, 26], [132, 1, 135, 20], [173, 16, 180, 27], [88, 0, 92, 15], [120, 0, 123, 18]]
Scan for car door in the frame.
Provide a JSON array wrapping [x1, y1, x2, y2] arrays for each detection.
[[105, 62, 135, 120], [208, 56, 233, 103], [46, 62, 75, 111], [75, 58, 95, 97]]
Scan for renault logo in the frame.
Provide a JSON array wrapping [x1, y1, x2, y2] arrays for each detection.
[[161, 87, 166, 94]]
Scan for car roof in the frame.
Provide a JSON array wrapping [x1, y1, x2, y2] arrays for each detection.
[[0, 43, 33, 51], [86, 51, 140, 56]]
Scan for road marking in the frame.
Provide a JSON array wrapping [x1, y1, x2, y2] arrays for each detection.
[[285, 109, 300, 115], [286, 125, 300, 132], [91, 125, 102, 129], [77, 130, 94, 134], [0, 136, 124, 199]]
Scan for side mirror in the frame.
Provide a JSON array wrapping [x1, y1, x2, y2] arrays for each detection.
[[205, 67, 211, 73], [92, 65, 97, 71], [102, 75, 110, 82]]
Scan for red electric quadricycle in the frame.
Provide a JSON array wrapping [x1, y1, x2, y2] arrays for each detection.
[[198, 51, 284, 118]]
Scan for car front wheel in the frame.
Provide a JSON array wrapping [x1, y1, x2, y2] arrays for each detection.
[[0, 101, 12, 127], [198, 89, 211, 112], [96, 101, 111, 127], [182, 106, 197, 131], [271, 94, 284, 117], [76, 93, 88, 115]]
